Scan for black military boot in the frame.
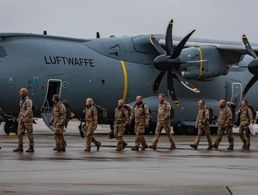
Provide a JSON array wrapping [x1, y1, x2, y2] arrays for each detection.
[[141, 144, 148, 151], [61, 147, 66, 152], [170, 144, 176, 150], [53, 146, 58, 151], [190, 144, 198, 150], [207, 146, 212, 150], [131, 146, 139, 151], [26, 146, 34, 153], [149, 145, 157, 150], [96, 142, 101, 151], [212, 144, 218, 150], [241, 142, 246, 150], [244, 145, 250, 151], [55, 146, 62, 152], [13, 145, 23, 152], [227, 146, 234, 151], [122, 142, 128, 149], [84, 148, 91, 152]]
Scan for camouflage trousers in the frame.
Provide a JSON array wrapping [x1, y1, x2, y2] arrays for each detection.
[[239, 124, 250, 148], [152, 122, 175, 147], [55, 126, 66, 149], [85, 125, 99, 149], [213, 126, 234, 148], [134, 122, 147, 148], [114, 124, 126, 150], [18, 122, 34, 147], [193, 126, 212, 147]]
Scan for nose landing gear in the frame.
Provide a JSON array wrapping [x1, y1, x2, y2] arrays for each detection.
[[3, 117, 18, 135]]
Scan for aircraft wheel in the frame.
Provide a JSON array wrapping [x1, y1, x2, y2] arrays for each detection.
[[183, 126, 197, 135], [173, 123, 184, 135], [4, 120, 18, 135], [125, 123, 135, 135], [210, 127, 218, 135], [146, 122, 156, 135]]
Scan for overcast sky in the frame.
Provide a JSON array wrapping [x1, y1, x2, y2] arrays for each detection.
[[1, 0, 258, 42]]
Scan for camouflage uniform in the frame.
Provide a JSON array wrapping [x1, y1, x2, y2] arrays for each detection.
[[85, 105, 100, 151], [130, 103, 150, 150], [193, 106, 212, 148], [52, 101, 66, 151], [238, 106, 254, 149], [213, 106, 234, 149], [17, 96, 34, 149], [151, 101, 176, 149], [114, 106, 130, 151]]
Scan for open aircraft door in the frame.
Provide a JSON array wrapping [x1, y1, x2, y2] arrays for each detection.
[[226, 80, 242, 109], [41, 79, 62, 130]]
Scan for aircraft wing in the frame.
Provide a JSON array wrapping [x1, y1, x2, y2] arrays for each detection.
[[158, 37, 258, 54]]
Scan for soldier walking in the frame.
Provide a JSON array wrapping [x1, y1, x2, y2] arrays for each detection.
[[238, 100, 254, 151], [130, 96, 150, 151], [84, 98, 101, 152], [114, 99, 130, 151], [149, 93, 176, 150], [213, 99, 234, 150], [190, 100, 212, 150], [13, 88, 34, 153], [50, 95, 67, 152]]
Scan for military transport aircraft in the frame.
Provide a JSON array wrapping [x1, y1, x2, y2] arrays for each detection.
[[0, 19, 258, 135]]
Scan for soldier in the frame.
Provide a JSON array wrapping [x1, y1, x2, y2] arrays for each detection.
[[149, 93, 176, 150], [130, 96, 150, 151], [212, 99, 234, 150], [13, 88, 34, 153], [50, 95, 67, 152], [114, 99, 130, 151], [84, 98, 101, 152], [190, 100, 212, 150], [238, 100, 254, 151]]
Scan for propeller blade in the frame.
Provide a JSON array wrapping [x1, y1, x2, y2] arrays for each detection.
[[173, 71, 200, 93], [167, 71, 179, 106], [243, 76, 257, 97], [242, 34, 257, 58], [153, 71, 165, 93], [150, 35, 166, 55], [171, 29, 196, 59], [165, 19, 174, 56]]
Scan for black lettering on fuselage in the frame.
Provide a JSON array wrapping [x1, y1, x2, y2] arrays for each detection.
[[44, 56, 95, 67]]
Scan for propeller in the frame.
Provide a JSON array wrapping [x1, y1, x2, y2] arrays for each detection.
[[242, 34, 258, 97], [150, 19, 200, 105]]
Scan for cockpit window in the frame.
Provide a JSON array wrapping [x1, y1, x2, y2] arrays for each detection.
[[0, 46, 7, 57]]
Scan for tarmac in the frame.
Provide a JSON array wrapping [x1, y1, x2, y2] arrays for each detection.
[[0, 120, 258, 195]]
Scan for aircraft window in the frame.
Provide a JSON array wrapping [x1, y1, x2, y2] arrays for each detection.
[[0, 46, 7, 57]]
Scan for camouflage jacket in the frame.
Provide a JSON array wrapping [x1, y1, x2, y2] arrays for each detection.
[[52, 101, 66, 127], [130, 103, 150, 124], [218, 106, 232, 127], [114, 106, 130, 125], [196, 106, 209, 127], [85, 105, 98, 129], [157, 101, 171, 123], [19, 96, 33, 123], [239, 106, 254, 126]]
